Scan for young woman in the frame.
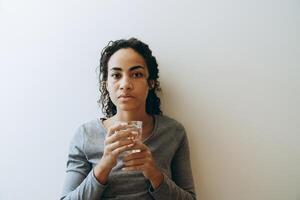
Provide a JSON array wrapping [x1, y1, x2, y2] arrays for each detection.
[[61, 38, 196, 199]]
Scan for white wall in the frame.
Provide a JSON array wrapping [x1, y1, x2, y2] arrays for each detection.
[[0, 0, 299, 199]]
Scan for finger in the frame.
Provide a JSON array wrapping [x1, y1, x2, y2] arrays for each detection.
[[123, 157, 150, 167], [112, 143, 135, 156], [129, 140, 149, 152], [106, 128, 136, 144], [123, 150, 151, 162], [107, 122, 128, 137], [107, 139, 135, 152], [122, 165, 143, 171]]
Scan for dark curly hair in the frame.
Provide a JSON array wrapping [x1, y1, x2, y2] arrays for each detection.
[[96, 37, 162, 118]]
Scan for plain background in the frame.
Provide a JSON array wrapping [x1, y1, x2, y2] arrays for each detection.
[[0, 0, 299, 200]]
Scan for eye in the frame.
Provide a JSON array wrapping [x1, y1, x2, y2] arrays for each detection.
[[132, 72, 144, 78], [111, 73, 121, 79]]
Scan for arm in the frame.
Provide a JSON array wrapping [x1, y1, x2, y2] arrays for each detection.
[[60, 126, 107, 200], [149, 132, 197, 200]]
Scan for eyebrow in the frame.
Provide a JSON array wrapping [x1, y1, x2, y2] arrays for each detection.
[[110, 65, 145, 71]]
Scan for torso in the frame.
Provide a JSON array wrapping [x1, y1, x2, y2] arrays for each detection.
[[72, 115, 192, 198]]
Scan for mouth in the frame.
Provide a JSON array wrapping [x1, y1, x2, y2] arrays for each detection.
[[118, 95, 135, 100]]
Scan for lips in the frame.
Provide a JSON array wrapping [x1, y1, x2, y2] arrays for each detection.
[[118, 94, 135, 99]]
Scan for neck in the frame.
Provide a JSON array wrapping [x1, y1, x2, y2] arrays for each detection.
[[114, 110, 151, 122]]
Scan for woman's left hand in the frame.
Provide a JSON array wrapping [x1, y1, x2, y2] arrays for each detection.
[[122, 140, 164, 189]]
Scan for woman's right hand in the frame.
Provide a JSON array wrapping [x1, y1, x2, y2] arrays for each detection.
[[93, 122, 135, 184]]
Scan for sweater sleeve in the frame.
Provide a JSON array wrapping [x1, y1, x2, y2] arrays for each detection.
[[60, 126, 107, 200], [149, 129, 197, 200]]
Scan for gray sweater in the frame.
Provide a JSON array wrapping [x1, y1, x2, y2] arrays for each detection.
[[61, 115, 196, 200]]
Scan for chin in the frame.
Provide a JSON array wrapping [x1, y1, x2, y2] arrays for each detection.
[[118, 106, 137, 111], [117, 103, 142, 112]]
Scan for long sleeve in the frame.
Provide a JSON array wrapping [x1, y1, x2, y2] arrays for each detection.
[[149, 130, 197, 200], [60, 126, 107, 200]]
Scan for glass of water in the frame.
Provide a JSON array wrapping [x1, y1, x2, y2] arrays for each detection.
[[127, 121, 142, 153], [113, 120, 143, 154]]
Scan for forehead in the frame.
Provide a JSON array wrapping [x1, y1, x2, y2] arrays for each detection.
[[107, 48, 147, 71]]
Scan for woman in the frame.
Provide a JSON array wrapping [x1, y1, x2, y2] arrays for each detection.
[[61, 38, 196, 199]]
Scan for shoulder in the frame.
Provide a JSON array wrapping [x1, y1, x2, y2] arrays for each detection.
[[155, 114, 187, 139], [156, 115, 185, 130], [71, 118, 105, 145], [81, 118, 103, 133]]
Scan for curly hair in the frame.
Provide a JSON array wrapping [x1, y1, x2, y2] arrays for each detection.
[[96, 37, 162, 118]]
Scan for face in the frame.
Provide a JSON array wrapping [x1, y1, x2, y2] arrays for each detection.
[[106, 48, 151, 113]]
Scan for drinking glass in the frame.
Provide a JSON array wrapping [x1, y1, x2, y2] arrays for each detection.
[[113, 120, 143, 154]]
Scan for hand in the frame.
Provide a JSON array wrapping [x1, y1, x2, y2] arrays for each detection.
[[94, 123, 136, 184], [122, 140, 164, 189]]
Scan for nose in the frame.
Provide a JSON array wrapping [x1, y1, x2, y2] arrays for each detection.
[[119, 75, 133, 91]]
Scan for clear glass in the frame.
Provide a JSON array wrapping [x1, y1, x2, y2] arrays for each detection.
[[127, 121, 142, 153], [127, 121, 142, 141], [113, 120, 143, 154]]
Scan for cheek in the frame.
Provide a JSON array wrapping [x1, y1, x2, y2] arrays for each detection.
[[106, 83, 117, 97], [140, 84, 150, 98]]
